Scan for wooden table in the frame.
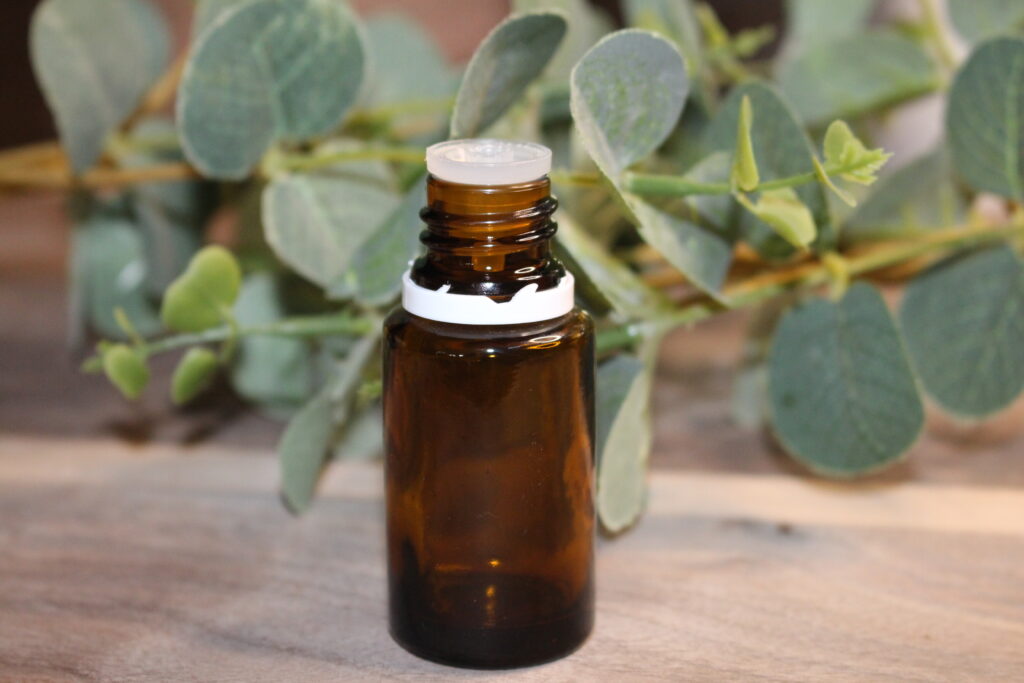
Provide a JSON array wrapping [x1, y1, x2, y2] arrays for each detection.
[[3, 436, 1023, 681]]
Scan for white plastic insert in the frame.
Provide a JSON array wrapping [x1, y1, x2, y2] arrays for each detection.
[[402, 271, 575, 325], [426, 139, 552, 185]]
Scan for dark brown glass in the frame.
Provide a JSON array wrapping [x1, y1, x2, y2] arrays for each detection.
[[382, 175, 595, 669]]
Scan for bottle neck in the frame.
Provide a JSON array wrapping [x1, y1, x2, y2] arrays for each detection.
[[412, 175, 564, 300]]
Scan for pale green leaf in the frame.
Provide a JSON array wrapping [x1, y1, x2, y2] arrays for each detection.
[[192, 0, 252, 37], [161, 245, 242, 333], [769, 283, 924, 476], [948, 0, 1024, 44], [171, 347, 219, 405], [779, 0, 874, 60], [946, 37, 1024, 201], [178, 0, 366, 179], [623, 0, 702, 74], [30, 0, 169, 172], [778, 32, 939, 125], [731, 95, 759, 192], [231, 274, 314, 416], [737, 188, 816, 248], [704, 82, 832, 258], [813, 156, 856, 208], [514, 0, 612, 81], [899, 247, 1024, 418], [102, 344, 150, 400], [570, 29, 687, 178], [332, 406, 384, 461], [280, 331, 379, 513], [450, 12, 567, 138], [822, 120, 890, 185], [363, 14, 456, 112], [596, 355, 653, 533], [844, 148, 965, 242]]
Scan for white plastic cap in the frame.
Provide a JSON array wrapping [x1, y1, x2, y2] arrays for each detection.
[[426, 139, 552, 185]]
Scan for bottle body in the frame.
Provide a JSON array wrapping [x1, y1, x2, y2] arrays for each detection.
[[383, 308, 595, 668]]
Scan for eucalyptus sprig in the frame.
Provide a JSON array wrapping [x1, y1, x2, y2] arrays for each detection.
[[16, 0, 1024, 529]]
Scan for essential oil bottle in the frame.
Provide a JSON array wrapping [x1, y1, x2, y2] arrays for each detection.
[[382, 140, 596, 669]]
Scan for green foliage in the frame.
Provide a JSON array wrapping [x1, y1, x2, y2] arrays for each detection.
[[171, 347, 219, 405], [822, 121, 890, 185], [731, 96, 759, 192], [769, 283, 924, 476], [102, 344, 150, 400], [947, 37, 1024, 201], [596, 354, 652, 532], [161, 246, 242, 333], [450, 12, 567, 138], [29, 0, 169, 172], [900, 247, 1024, 418], [778, 33, 939, 125], [178, 0, 365, 179], [736, 187, 816, 248], [779, 0, 874, 59], [948, 0, 1024, 44]]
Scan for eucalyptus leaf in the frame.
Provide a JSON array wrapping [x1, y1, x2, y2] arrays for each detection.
[[193, 0, 252, 37], [946, 37, 1024, 201], [102, 344, 150, 400], [948, 0, 1024, 44], [778, 32, 939, 125], [364, 14, 456, 112], [328, 179, 425, 306], [171, 347, 219, 405], [769, 283, 924, 476], [513, 0, 611, 82], [280, 330, 379, 513], [899, 247, 1024, 418], [72, 213, 161, 340], [623, 0, 702, 74], [333, 406, 383, 461], [844, 148, 964, 242], [450, 12, 567, 138], [570, 29, 688, 178], [704, 82, 832, 258], [596, 354, 653, 533], [731, 95, 759, 192], [736, 187, 816, 248], [263, 171, 400, 290], [30, 0, 169, 172], [778, 0, 874, 61], [231, 274, 314, 416], [161, 246, 242, 333], [178, 0, 366, 179], [554, 211, 668, 318]]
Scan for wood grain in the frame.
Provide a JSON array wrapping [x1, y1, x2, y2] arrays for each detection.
[[2, 436, 1022, 682]]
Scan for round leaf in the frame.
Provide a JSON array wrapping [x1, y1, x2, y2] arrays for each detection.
[[171, 347, 220, 405], [946, 37, 1024, 201], [178, 0, 366, 179], [161, 245, 242, 333], [30, 0, 169, 172], [899, 247, 1024, 418], [450, 12, 567, 138], [570, 29, 688, 178], [102, 344, 150, 400], [769, 283, 924, 477], [948, 0, 1024, 44]]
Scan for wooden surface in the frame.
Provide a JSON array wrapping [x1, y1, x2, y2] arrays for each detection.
[[2, 436, 1023, 681]]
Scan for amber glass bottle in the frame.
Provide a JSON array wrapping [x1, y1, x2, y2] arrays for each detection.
[[382, 141, 595, 669]]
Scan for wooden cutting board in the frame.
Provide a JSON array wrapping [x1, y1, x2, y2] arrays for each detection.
[[2, 436, 1022, 681]]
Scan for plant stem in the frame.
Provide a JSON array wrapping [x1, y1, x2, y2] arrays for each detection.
[[548, 170, 603, 188], [277, 145, 426, 173], [596, 222, 1024, 353], [918, 0, 960, 72], [0, 159, 201, 190]]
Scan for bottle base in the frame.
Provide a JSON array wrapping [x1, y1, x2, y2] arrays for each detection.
[[388, 572, 594, 669]]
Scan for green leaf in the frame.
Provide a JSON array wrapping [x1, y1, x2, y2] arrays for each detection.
[[178, 0, 366, 179], [450, 12, 566, 138], [778, 32, 939, 125], [704, 82, 832, 258], [948, 0, 1024, 44], [813, 156, 856, 208], [736, 188, 816, 248], [623, 0, 702, 75], [192, 0, 252, 37], [332, 405, 384, 461], [731, 95, 759, 192], [778, 0, 874, 60], [946, 37, 1024, 201], [280, 330, 379, 513], [515, 0, 612, 82], [161, 245, 242, 333], [596, 355, 653, 533], [102, 344, 150, 400], [554, 211, 668, 318], [570, 29, 688, 178], [844, 147, 964, 242], [822, 120, 890, 185], [768, 283, 924, 477], [263, 168, 400, 291], [363, 14, 456, 113], [71, 212, 161, 342], [899, 247, 1024, 418], [171, 347, 219, 405], [327, 179, 425, 306], [29, 0, 169, 172], [230, 274, 314, 416]]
